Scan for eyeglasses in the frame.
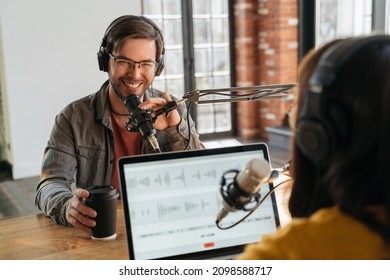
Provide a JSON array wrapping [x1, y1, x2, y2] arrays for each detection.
[[109, 53, 157, 72]]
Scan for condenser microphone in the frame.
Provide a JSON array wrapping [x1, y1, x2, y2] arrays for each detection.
[[216, 158, 271, 223], [124, 94, 161, 153]]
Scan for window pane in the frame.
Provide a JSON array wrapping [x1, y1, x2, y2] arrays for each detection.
[[163, 19, 183, 45], [143, 0, 162, 15], [212, 18, 229, 43], [211, 0, 229, 14], [193, 18, 211, 44], [213, 47, 230, 72], [193, 0, 210, 15], [197, 104, 215, 133], [195, 76, 212, 91], [194, 48, 211, 74], [317, 0, 374, 45], [215, 103, 231, 131], [152, 78, 165, 91], [166, 78, 185, 98], [213, 75, 230, 88], [152, 77, 184, 99], [162, 0, 181, 15], [165, 49, 184, 75]]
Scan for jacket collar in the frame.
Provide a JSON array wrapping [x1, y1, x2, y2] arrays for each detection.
[[93, 80, 110, 128]]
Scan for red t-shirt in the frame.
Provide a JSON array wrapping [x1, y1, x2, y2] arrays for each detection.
[[110, 113, 142, 192]]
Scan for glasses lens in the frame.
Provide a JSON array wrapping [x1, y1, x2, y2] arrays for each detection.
[[140, 62, 156, 71], [117, 59, 134, 68]]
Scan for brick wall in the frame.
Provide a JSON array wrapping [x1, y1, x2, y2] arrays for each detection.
[[234, 0, 298, 139]]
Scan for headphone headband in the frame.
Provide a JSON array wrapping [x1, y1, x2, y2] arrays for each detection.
[[310, 35, 390, 93], [97, 15, 165, 75]]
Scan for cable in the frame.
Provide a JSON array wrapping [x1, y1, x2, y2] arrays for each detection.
[[184, 101, 193, 150]]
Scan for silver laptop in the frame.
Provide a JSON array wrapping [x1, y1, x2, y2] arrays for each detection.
[[118, 143, 280, 260]]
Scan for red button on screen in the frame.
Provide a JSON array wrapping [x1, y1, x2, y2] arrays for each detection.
[[204, 242, 215, 248]]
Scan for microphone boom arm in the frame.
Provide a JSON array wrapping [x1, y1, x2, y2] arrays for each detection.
[[152, 83, 297, 119]]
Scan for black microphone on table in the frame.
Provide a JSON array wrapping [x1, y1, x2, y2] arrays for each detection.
[[216, 158, 290, 223], [124, 94, 161, 153]]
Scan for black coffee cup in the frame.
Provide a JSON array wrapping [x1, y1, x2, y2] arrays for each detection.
[[84, 185, 119, 240]]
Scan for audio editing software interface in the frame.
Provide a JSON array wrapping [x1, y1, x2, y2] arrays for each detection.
[[122, 150, 278, 259]]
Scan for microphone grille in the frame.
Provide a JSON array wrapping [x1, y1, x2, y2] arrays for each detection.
[[236, 159, 271, 193], [246, 158, 271, 180]]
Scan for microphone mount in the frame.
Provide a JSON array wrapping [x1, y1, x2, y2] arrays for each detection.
[[125, 109, 155, 132], [216, 158, 292, 230]]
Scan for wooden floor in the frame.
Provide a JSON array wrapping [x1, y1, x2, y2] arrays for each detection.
[[0, 175, 40, 219], [0, 138, 291, 221]]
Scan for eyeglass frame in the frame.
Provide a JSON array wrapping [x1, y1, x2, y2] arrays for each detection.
[[108, 53, 157, 72]]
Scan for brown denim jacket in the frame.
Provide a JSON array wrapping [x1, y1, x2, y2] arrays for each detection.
[[35, 80, 204, 225]]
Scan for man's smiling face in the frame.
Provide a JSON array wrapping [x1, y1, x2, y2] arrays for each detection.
[[108, 37, 157, 100]]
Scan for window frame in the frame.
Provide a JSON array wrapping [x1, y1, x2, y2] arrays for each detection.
[[142, 0, 236, 139]]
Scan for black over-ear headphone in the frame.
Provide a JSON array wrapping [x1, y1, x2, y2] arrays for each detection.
[[296, 35, 390, 164], [97, 15, 165, 76]]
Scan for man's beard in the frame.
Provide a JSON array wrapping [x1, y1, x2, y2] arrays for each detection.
[[112, 83, 127, 101], [111, 82, 145, 101]]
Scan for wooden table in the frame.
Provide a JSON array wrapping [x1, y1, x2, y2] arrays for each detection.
[[0, 180, 291, 260], [0, 204, 128, 260]]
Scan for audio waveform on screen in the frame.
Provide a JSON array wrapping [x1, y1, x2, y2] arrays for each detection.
[[126, 161, 244, 195], [129, 193, 220, 225]]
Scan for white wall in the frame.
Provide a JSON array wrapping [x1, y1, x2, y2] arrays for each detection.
[[0, 0, 141, 179]]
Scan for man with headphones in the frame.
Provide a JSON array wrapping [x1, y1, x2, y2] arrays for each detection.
[[35, 15, 204, 233], [237, 34, 390, 259]]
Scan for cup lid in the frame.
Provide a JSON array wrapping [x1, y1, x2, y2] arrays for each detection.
[[87, 185, 118, 199]]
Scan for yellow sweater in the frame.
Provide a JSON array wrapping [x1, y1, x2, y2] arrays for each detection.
[[237, 206, 390, 259]]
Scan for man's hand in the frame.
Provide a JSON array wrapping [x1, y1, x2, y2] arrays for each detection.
[[139, 92, 181, 130], [65, 188, 97, 234]]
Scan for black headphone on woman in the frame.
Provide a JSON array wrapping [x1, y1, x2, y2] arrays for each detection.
[[296, 34, 390, 164], [97, 15, 165, 76]]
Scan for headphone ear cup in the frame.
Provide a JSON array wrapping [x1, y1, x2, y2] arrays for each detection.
[[155, 57, 165, 76], [97, 47, 109, 72], [296, 118, 332, 163], [296, 91, 348, 164]]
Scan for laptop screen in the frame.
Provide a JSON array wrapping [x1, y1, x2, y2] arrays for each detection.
[[118, 143, 280, 260]]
